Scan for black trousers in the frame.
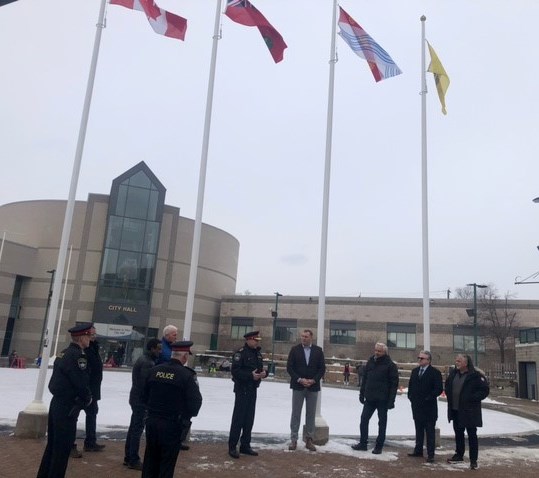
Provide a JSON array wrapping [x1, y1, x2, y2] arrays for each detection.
[[83, 400, 98, 447], [452, 411, 478, 461], [37, 397, 79, 478], [228, 388, 257, 449], [142, 416, 182, 478], [359, 400, 388, 448], [413, 417, 436, 457], [125, 404, 146, 465]]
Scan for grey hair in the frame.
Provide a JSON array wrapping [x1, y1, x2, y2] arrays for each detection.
[[420, 350, 432, 362], [163, 324, 178, 336], [375, 342, 388, 353]]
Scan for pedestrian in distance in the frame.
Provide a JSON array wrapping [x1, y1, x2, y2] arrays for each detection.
[[36, 323, 94, 478], [407, 350, 443, 463], [445, 354, 490, 470], [286, 329, 326, 452], [141, 340, 202, 478], [71, 326, 105, 457], [123, 338, 162, 470], [228, 330, 267, 459], [343, 362, 351, 386], [157, 324, 178, 364], [351, 342, 399, 455]]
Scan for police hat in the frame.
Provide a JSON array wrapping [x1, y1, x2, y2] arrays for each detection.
[[68, 322, 94, 337], [171, 340, 193, 355], [243, 331, 261, 341]]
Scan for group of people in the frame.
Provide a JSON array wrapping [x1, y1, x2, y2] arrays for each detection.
[[36, 323, 490, 477]]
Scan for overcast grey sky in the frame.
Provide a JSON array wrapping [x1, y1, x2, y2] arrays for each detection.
[[1, 0, 539, 300]]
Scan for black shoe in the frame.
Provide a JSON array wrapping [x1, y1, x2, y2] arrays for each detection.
[[228, 448, 240, 459], [372, 447, 383, 455], [128, 461, 143, 471], [123, 460, 128, 466], [407, 451, 423, 457], [351, 443, 368, 451], [447, 454, 464, 463], [239, 447, 259, 456], [470, 461, 478, 470], [426, 457, 435, 463], [84, 443, 105, 452], [180, 444, 190, 451]]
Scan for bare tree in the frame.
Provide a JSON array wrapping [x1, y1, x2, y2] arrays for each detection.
[[478, 287, 519, 364], [454, 286, 474, 300]]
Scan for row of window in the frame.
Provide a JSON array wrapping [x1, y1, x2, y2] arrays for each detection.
[[229, 318, 486, 353]]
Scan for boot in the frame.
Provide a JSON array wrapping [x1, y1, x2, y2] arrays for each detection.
[[305, 438, 316, 452], [288, 441, 297, 451]]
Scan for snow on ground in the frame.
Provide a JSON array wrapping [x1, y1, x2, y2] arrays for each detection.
[[2, 368, 539, 439]]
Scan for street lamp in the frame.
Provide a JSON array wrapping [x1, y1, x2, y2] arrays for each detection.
[[38, 269, 56, 357], [466, 282, 487, 366], [270, 292, 283, 376]]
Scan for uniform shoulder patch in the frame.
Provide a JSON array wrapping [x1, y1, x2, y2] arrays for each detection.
[[77, 357, 88, 370], [233, 352, 242, 362]]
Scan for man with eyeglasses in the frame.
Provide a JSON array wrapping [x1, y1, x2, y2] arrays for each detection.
[[407, 350, 443, 463]]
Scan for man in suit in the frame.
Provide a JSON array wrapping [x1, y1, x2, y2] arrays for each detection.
[[407, 350, 443, 463], [286, 329, 326, 452]]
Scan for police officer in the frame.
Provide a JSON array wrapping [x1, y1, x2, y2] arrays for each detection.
[[36, 323, 94, 478], [141, 340, 202, 478], [228, 330, 267, 459]]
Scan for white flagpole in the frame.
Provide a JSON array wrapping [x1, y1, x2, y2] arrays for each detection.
[[53, 244, 73, 358], [21, 0, 107, 415], [420, 16, 431, 350], [182, 0, 223, 340], [313, 0, 338, 444]]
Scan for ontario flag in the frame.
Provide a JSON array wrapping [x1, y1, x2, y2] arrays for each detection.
[[337, 7, 402, 82], [225, 0, 287, 63], [110, 0, 187, 41]]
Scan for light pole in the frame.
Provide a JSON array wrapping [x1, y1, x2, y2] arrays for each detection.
[[38, 269, 56, 357], [270, 292, 282, 376], [466, 282, 487, 365]]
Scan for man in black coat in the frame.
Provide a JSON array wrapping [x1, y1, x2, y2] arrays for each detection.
[[228, 330, 267, 459], [37, 323, 94, 478], [351, 342, 399, 454], [286, 329, 326, 452], [141, 340, 202, 478], [407, 350, 443, 462], [124, 338, 162, 470], [445, 354, 489, 470]]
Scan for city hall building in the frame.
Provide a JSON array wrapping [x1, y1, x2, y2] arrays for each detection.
[[0, 162, 239, 364]]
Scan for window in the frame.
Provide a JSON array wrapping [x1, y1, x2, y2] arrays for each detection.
[[520, 328, 539, 344], [231, 317, 253, 340], [330, 321, 356, 345], [274, 319, 297, 342], [453, 326, 485, 352], [387, 323, 416, 349]]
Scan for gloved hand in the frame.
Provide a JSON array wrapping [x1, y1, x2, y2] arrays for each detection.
[[387, 402, 395, 410], [359, 394, 365, 404]]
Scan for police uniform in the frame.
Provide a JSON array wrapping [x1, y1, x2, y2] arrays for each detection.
[[228, 331, 265, 458], [142, 341, 202, 478], [37, 323, 93, 478]]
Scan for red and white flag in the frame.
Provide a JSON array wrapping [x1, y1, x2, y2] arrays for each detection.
[[110, 0, 187, 41]]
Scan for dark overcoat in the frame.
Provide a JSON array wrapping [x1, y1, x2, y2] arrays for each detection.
[[407, 365, 443, 422]]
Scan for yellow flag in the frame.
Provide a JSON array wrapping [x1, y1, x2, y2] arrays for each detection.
[[427, 41, 450, 115]]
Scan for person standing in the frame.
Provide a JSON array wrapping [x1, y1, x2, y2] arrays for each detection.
[[407, 350, 443, 463], [71, 326, 105, 457], [286, 329, 326, 452], [157, 324, 178, 364], [36, 323, 94, 478], [124, 338, 162, 470], [351, 342, 399, 455], [228, 330, 267, 459], [445, 354, 490, 470], [141, 341, 202, 478], [343, 362, 351, 386]]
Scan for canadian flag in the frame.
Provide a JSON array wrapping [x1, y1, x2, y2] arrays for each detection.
[[110, 0, 187, 41]]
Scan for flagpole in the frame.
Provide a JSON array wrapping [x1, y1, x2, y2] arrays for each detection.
[[17, 0, 107, 424], [313, 0, 339, 445], [182, 0, 223, 341], [53, 244, 73, 358], [420, 15, 431, 350]]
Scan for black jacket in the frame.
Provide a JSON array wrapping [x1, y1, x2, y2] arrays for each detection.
[[144, 359, 202, 420], [130, 350, 157, 407], [231, 344, 265, 393], [445, 367, 489, 428], [287, 343, 326, 392], [86, 340, 103, 401], [407, 365, 443, 421], [48, 342, 92, 407], [360, 354, 399, 405]]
